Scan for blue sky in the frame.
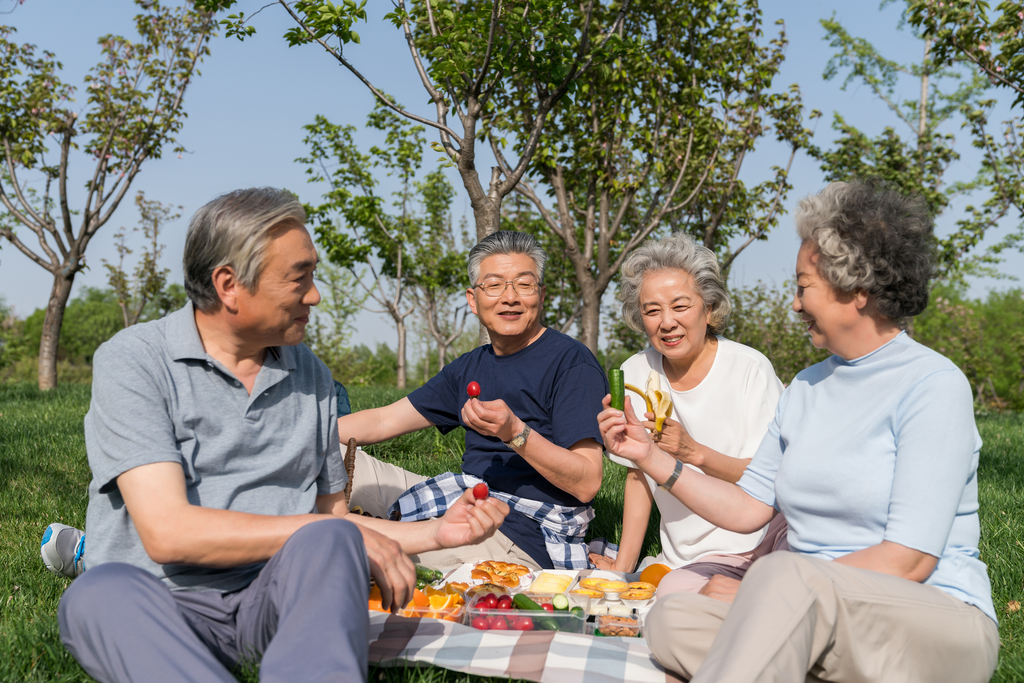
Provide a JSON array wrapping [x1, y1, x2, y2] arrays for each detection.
[[2, 0, 1020, 347]]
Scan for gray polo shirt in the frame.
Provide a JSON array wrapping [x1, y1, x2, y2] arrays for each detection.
[[83, 302, 346, 593]]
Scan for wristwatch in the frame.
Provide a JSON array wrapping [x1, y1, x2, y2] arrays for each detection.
[[504, 424, 532, 449], [659, 459, 684, 491]]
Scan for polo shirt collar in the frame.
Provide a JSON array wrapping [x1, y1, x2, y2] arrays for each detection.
[[167, 301, 295, 370]]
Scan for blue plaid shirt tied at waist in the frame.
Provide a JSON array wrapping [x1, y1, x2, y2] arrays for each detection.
[[388, 472, 595, 570]]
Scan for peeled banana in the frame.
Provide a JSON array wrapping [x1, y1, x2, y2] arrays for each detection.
[[624, 370, 673, 435]]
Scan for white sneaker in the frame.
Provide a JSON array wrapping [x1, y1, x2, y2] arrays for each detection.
[[40, 523, 85, 578]]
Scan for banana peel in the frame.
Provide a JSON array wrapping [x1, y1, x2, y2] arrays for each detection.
[[624, 371, 673, 435]]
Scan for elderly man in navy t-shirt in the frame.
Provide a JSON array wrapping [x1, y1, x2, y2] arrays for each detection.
[[339, 231, 609, 571]]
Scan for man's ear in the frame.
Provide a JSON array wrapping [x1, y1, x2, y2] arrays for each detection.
[[853, 288, 871, 311], [466, 288, 479, 316], [211, 265, 241, 312]]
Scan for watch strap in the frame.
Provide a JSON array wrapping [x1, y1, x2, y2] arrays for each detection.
[[504, 424, 532, 448], [659, 459, 684, 491]]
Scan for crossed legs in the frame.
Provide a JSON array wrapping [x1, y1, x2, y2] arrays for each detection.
[[59, 519, 370, 683], [645, 552, 999, 683]]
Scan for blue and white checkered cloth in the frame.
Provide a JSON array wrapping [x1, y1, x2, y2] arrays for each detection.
[[388, 472, 596, 569]]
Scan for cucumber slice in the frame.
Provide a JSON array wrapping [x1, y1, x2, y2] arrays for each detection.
[[552, 593, 570, 611]]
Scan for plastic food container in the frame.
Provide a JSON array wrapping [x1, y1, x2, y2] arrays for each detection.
[[397, 603, 465, 622], [594, 614, 642, 637], [464, 595, 587, 633]]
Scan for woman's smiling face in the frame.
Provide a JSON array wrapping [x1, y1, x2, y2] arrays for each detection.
[[639, 268, 711, 367]]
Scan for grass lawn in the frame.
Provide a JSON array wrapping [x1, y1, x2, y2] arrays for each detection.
[[1, 383, 1021, 681]]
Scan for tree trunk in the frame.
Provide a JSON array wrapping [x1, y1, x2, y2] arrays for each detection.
[[578, 282, 604, 357], [469, 195, 501, 347], [437, 341, 448, 372], [396, 317, 407, 390], [38, 273, 76, 390]]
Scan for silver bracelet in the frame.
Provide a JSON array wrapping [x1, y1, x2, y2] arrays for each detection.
[[658, 459, 684, 491]]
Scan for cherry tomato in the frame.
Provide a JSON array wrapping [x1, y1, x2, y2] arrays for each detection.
[[488, 616, 509, 630], [514, 616, 534, 631], [471, 616, 490, 630], [481, 594, 498, 609], [475, 605, 489, 614], [496, 595, 513, 610], [541, 603, 554, 613], [472, 482, 489, 500], [467, 381, 481, 397]]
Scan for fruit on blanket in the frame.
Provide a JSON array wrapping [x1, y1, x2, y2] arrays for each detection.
[[467, 381, 481, 397], [541, 603, 554, 613], [472, 615, 490, 630], [481, 593, 498, 609], [496, 595, 513, 610], [412, 589, 429, 608], [639, 563, 672, 588], [473, 482, 489, 500], [488, 616, 509, 630]]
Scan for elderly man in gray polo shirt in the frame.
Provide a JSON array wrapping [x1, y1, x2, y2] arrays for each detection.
[[55, 188, 509, 683]]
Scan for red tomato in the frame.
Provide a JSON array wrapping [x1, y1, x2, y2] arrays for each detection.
[[475, 605, 489, 614], [467, 381, 481, 397], [541, 603, 554, 613], [471, 616, 490, 630], [496, 595, 513, 610], [472, 482, 489, 500], [481, 594, 498, 609], [514, 616, 534, 631], [488, 616, 509, 630]]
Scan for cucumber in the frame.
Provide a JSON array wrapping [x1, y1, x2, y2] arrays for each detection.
[[551, 593, 569, 611], [609, 369, 625, 411], [414, 565, 443, 585], [569, 606, 585, 619], [512, 593, 561, 631]]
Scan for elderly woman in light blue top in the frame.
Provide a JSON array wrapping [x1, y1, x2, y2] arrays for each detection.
[[598, 180, 999, 683]]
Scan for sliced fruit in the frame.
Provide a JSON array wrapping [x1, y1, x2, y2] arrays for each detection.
[[428, 594, 453, 611]]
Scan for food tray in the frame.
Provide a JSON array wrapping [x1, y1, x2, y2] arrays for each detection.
[[594, 613, 643, 638], [522, 570, 578, 596], [463, 594, 587, 633], [444, 562, 535, 590], [398, 603, 465, 622]]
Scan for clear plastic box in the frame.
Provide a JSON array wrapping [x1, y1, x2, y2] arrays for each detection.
[[594, 613, 643, 638], [463, 595, 587, 633]]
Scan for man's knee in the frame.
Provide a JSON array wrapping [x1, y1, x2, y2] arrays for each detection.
[[280, 518, 367, 578]]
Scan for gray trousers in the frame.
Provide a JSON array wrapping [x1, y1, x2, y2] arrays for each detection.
[[58, 519, 370, 683], [645, 551, 999, 683]]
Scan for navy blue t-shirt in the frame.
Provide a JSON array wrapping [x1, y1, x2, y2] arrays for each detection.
[[407, 328, 609, 568]]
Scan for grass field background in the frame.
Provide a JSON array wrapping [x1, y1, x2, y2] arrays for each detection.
[[1, 384, 1021, 682]]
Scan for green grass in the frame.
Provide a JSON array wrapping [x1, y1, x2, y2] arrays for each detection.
[[0, 385, 1020, 681]]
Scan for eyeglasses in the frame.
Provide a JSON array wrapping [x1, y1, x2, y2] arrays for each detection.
[[474, 277, 541, 297]]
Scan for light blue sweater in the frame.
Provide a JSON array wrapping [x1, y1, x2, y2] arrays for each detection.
[[739, 332, 996, 623]]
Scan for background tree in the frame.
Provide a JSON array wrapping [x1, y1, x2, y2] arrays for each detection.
[[488, 0, 817, 354], [103, 191, 182, 328], [301, 103, 441, 389], [205, 0, 630, 240], [406, 168, 470, 372], [816, 7, 1022, 284], [0, 1, 214, 389], [907, 0, 1024, 105]]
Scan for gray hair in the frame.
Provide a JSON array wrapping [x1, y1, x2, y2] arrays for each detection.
[[467, 230, 547, 285], [795, 180, 933, 319], [618, 233, 732, 335], [183, 188, 306, 312]]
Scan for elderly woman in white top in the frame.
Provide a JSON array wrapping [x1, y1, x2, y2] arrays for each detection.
[[598, 180, 998, 683], [590, 233, 788, 596]]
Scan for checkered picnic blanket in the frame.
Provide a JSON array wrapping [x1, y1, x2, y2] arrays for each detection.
[[368, 612, 683, 683]]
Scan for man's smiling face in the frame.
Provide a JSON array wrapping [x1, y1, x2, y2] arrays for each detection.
[[466, 252, 545, 350], [234, 221, 321, 348]]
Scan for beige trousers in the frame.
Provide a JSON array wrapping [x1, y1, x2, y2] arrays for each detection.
[[348, 448, 542, 572], [645, 551, 999, 683]]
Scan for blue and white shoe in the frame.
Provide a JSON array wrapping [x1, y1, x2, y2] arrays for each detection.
[[40, 523, 85, 578]]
